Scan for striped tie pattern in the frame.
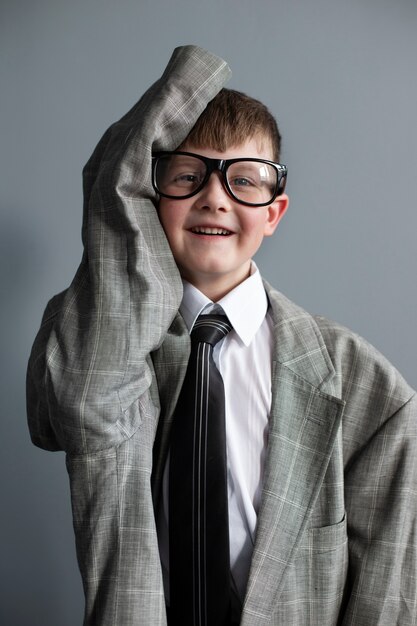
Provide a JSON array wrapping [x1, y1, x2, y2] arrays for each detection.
[[169, 314, 232, 626]]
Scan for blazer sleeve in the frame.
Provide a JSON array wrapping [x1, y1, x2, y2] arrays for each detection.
[[26, 45, 231, 455], [341, 393, 417, 625], [322, 322, 417, 625]]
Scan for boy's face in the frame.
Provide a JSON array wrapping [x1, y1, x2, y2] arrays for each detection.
[[157, 137, 289, 300]]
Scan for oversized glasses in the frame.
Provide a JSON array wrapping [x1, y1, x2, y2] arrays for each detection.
[[152, 151, 287, 207]]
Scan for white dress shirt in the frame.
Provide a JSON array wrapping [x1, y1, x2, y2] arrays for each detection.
[[157, 263, 273, 602]]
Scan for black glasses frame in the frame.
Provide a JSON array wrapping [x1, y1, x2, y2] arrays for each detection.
[[152, 151, 287, 207]]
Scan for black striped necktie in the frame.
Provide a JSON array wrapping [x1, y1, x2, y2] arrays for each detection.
[[169, 314, 233, 626]]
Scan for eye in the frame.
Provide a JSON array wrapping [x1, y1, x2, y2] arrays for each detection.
[[227, 162, 264, 192], [166, 157, 206, 189], [229, 176, 255, 188], [173, 172, 203, 186]]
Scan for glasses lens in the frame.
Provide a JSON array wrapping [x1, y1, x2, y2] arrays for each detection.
[[154, 154, 207, 197], [226, 161, 278, 205]]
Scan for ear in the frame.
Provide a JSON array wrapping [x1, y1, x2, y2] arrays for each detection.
[[263, 193, 289, 236]]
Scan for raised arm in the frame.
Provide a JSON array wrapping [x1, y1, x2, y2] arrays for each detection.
[[26, 45, 231, 455]]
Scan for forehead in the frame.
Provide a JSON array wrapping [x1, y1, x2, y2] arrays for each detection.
[[181, 135, 274, 161]]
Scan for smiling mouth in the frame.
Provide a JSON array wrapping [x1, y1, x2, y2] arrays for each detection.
[[190, 227, 233, 236]]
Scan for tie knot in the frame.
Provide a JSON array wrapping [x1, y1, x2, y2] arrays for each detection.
[[191, 314, 232, 347]]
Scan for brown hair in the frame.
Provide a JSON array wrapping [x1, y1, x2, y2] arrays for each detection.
[[179, 88, 282, 162]]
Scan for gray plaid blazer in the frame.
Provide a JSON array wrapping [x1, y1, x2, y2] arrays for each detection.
[[27, 46, 417, 625]]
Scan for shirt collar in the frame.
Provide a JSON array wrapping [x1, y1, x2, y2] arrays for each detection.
[[179, 263, 268, 347]]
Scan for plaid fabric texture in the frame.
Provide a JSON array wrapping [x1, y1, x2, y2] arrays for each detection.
[[27, 47, 417, 625], [27, 45, 231, 455]]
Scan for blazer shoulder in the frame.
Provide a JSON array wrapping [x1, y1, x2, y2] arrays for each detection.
[[313, 313, 415, 409], [263, 280, 415, 410]]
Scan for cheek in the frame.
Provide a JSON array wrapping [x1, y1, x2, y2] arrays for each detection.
[[157, 202, 178, 239], [157, 199, 189, 234], [157, 208, 169, 234], [241, 212, 269, 237]]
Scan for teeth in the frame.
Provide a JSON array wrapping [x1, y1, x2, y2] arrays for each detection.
[[191, 227, 231, 235]]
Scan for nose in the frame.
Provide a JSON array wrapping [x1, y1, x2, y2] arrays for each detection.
[[194, 171, 233, 212]]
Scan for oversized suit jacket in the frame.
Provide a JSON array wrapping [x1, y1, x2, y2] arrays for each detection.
[[27, 46, 417, 625]]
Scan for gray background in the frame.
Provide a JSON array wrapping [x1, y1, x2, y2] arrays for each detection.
[[1, 0, 416, 624]]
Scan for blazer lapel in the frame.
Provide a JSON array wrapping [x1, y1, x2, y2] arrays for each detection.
[[242, 284, 345, 623], [151, 313, 190, 499]]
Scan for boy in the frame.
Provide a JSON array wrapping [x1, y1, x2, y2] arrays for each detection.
[[27, 46, 417, 626]]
